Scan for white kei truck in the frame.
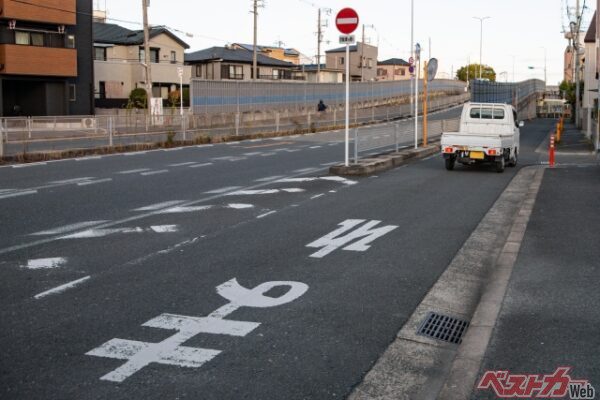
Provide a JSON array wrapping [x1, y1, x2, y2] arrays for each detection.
[[441, 102, 524, 173]]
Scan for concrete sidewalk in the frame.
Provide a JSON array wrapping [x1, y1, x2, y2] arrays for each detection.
[[470, 160, 600, 398]]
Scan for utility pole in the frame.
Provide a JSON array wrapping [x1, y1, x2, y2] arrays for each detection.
[[474, 16, 490, 79], [317, 8, 322, 83], [575, 0, 582, 128], [142, 0, 152, 104], [410, 0, 414, 113], [252, 0, 258, 80]]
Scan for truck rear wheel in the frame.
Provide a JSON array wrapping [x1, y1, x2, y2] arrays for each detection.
[[495, 157, 505, 173], [508, 149, 518, 167], [445, 157, 456, 171]]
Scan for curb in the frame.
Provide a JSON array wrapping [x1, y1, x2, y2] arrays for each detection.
[[329, 142, 441, 176]]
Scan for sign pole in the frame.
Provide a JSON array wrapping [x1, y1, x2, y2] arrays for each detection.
[[423, 60, 428, 147], [345, 43, 350, 166]]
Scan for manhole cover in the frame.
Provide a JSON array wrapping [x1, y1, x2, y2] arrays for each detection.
[[417, 312, 470, 345]]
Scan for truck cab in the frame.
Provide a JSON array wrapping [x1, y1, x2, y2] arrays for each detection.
[[441, 102, 523, 173]]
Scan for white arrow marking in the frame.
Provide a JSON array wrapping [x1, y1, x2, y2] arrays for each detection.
[[60, 225, 178, 239]]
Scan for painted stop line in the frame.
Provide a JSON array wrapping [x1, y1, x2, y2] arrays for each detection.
[[87, 278, 309, 382], [307, 219, 399, 258]]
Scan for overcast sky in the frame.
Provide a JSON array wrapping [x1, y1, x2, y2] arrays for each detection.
[[98, 0, 593, 84]]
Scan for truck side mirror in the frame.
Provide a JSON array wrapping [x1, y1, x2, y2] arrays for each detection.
[[519, 121, 525, 128]]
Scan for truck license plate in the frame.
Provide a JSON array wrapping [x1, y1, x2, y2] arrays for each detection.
[[470, 151, 485, 160]]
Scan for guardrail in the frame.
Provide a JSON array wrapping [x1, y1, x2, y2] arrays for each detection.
[[0, 93, 469, 159]]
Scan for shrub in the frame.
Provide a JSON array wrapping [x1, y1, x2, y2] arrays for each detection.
[[128, 88, 148, 109]]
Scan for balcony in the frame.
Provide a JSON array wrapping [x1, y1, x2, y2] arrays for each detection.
[[0, 0, 76, 25], [0, 44, 77, 77]]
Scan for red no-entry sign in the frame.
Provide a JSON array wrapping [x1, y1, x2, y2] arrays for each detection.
[[336, 8, 359, 35]]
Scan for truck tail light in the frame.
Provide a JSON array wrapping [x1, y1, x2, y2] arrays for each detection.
[[444, 147, 454, 154], [488, 149, 497, 156]]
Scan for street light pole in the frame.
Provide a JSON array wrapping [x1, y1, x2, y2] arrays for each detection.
[[142, 0, 152, 103], [473, 16, 490, 79], [410, 0, 414, 115]]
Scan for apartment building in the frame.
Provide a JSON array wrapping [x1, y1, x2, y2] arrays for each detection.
[[0, 0, 94, 116], [376, 58, 411, 81], [325, 43, 378, 81], [93, 21, 191, 107], [583, 11, 598, 138], [186, 46, 295, 81], [232, 43, 301, 65]]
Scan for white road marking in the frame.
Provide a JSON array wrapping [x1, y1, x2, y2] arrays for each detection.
[[243, 152, 263, 156], [118, 169, 151, 174], [311, 194, 325, 200], [51, 177, 95, 184], [134, 201, 186, 211], [61, 225, 179, 239], [22, 257, 67, 270], [141, 170, 169, 176], [261, 153, 276, 157], [195, 144, 214, 148], [76, 156, 103, 161], [321, 162, 339, 166], [307, 219, 399, 258], [329, 190, 337, 193], [169, 162, 198, 167], [328, 143, 339, 146], [78, 178, 113, 186], [225, 142, 240, 145], [205, 186, 243, 194], [255, 175, 284, 182], [285, 149, 301, 153], [31, 221, 108, 236], [34, 276, 91, 300], [12, 162, 48, 168], [0, 190, 37, 200], [189, 163, 213, 168], [162, 148, 182, 152], [159, 205, 213, 214], [87, 279, 308, 382], [226, 204, 254, 209], [294, 168, 319, 173], [124, 151, 149, 156], [276, 176, 357, 186], [150, 225, 178, 233], [421, 155, 437, 161], [309, 146, 322, 149], [257, 211, 277, 219], [227, 188, 305, 196]]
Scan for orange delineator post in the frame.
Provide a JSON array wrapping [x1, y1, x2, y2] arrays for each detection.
[[549, 135, 555, 168]]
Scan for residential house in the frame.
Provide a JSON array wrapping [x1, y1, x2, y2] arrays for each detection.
[[583, 11, 599, 138], [185, 46, 295, 81], [295, 64, 343, 83], [376, 58, 411, 81], [232, 43, 301, 65], [0, 0, 94, 116], [325, 43, 378, 81], [93, 21, 191, 107]]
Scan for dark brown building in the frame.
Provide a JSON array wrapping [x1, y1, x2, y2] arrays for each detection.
[[0, 0, 94, 116]]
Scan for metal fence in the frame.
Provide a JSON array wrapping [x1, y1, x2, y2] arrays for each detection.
[[471, 79, 546, 106], [0, 93, 469, 158], [352, 117, 461, 162], [191, 79, 468, 114]]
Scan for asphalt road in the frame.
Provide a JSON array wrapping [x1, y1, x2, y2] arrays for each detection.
[[0, 117, 551, 399]]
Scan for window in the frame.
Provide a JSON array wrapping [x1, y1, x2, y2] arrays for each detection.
[[377, 68, 387, 77], [400, 68, 406, 76], [171, 51, 177, 64], [66, 35, 75, 49], [94, 47, 107, 61], [196, 65, 202, 78], [97, 81, 106, 99], [470, 107, 506, 120], [222, 64, 243, 80], [367, 59, 373, 69], [339, 57, 345, 66], [139, 48, 145, 62], [31, 32, 44, 46], [69, 84, 76, 102], [150, 48, 159, 63], [15, 31, 30, 45]]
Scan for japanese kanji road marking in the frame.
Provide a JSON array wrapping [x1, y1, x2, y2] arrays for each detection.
[[307, 219, 399, 258], [87, 278, 309, 382]]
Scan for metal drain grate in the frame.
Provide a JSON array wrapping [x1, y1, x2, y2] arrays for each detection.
[[417, 312, 470, 345]]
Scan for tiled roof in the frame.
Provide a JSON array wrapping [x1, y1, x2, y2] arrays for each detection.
[[93, 22, 190, 49], [184, 47, 295, 67], [585, 12, 596, 43], [235, 43, 300, 56], [378, 58, 410, 66]]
